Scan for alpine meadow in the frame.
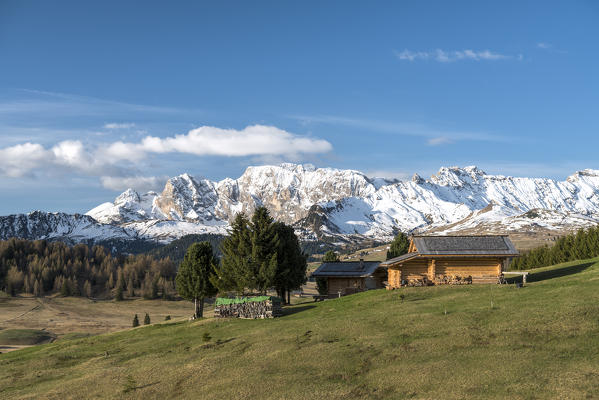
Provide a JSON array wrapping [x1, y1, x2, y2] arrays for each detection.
[[1, 2, 599, 399]]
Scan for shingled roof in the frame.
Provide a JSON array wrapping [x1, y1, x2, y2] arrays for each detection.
[[311, 261, 383, 278], [382, 235, 518, 266]]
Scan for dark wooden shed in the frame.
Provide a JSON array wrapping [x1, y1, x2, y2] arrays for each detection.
[[311, 260, 387, 297]]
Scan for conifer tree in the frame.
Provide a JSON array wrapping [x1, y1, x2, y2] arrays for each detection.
[[176, 242, 218, 318], [132, 314, 139, 327], [387, 232, 410, 260], [71, 278, 81, 296], [127, 277, 135, 297], [212, 213, 252, 295], [83, 280, 92, 298], [272, 222, 308, 303], [143, 313, 150, 325], [33, 279, 42, 297], [322, 250, 340, 262], [60, 279, 71, 297], [250, 207, 278, 294], [115, 283, 124, 301]]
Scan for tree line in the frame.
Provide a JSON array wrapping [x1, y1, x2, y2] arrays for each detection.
[[511, 225, 599, 270], [0, 238, 177, 299], [0, 207, 308, 320], [176, 207, 307, 318]]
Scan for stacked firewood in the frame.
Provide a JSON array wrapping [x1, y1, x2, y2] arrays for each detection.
[[405, 277, 432, 287], [214, 299, 283, 319], [434, 275, 473, 285]]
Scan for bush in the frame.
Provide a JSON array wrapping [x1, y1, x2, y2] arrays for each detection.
[[143, 313, 150, 325], [132, 314, 139, 327], [164, 315, 171, 321], [202, 332, 211, 342], [316, 277, 328, 295]]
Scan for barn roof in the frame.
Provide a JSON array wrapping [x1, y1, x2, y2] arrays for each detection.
[[311, 261, 383, 278], [381, 235, 518, 266]]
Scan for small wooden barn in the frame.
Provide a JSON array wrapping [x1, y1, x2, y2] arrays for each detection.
[[382, 235, 519, 287], [311, 260, 387, 297]]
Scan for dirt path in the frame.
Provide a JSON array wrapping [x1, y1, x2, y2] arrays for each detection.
[[0, 299, 43, 324], [0, 345, 33, 353]]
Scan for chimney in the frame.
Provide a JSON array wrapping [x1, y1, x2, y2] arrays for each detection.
[[359, 258, 364, 270]]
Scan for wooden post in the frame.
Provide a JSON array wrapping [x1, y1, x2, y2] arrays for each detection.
[[428, 259, 436, 281]]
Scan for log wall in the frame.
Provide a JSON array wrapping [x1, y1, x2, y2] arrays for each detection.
[[387, 257, 505, 288]]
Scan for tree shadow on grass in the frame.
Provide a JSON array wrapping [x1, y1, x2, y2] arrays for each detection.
[[507, 261, 595, 284], [282, 305, 316, 316]]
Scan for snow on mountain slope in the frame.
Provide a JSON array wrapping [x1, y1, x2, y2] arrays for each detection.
[[85, 164, 599, 243], [0, 211, 135, 242]]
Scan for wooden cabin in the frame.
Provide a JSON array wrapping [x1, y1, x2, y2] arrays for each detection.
[[311, 260, 387, 297], [381, 235, 519, 287]]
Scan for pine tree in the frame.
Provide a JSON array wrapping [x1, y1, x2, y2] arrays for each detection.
[[272, 222, 308, 303], [132, 314, 139, 327], [176, 242, 218, 318], [387, 232, 410, 260], [143, 313, 150, 325], [322, 250, 340, 262], [212, 213, 252, 295], [250, 207, 278, 294], [60, 279, 71, 297], [115, 283, 124, 301], [115, 271, 125, 301]]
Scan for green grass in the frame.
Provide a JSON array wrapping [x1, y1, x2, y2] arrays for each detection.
[[2, 258, 599, 399], [0, 329, 55, 346]]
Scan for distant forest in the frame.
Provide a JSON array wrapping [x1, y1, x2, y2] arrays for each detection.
[[511, 225, 599, 270], [0, 238, 179, 299]]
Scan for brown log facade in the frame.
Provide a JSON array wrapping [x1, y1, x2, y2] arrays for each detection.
[[382, 235, 519, 288]]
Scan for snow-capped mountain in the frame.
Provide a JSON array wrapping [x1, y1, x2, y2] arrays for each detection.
[[3, 164, 599, 247], [87, 163, 599, 242], [0, 211, 135, 243]]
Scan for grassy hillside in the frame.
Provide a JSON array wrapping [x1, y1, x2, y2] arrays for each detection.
[[2, 258, 599, 399]]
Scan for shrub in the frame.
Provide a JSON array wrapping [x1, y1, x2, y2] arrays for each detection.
[[316, 277, 328, 295], [132, 314, 139, 327], [164, 315, 171, 321], [143, 313, 150, 325]]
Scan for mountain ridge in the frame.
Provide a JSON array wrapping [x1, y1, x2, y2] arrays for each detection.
[[2, 164, 599, 247]]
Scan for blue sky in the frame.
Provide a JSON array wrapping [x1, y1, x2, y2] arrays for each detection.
[[1, 1, 598, 214]]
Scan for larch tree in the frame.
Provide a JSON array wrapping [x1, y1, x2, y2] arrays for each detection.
[[176, 241, 218, 318]]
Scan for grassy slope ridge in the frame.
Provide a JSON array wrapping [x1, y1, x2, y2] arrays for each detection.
[[2, 259, 599, 399]]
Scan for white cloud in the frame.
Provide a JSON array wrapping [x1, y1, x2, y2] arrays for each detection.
[[427, 137, 453, 146], [100, 175, 167, 192], [104, 122, 136, 129], [0, 124, 333, 187], [537, 42, 551, 49], [0, 143, 50, 177], [395, 48, 516, 63], [104, 124, 333, 158]]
